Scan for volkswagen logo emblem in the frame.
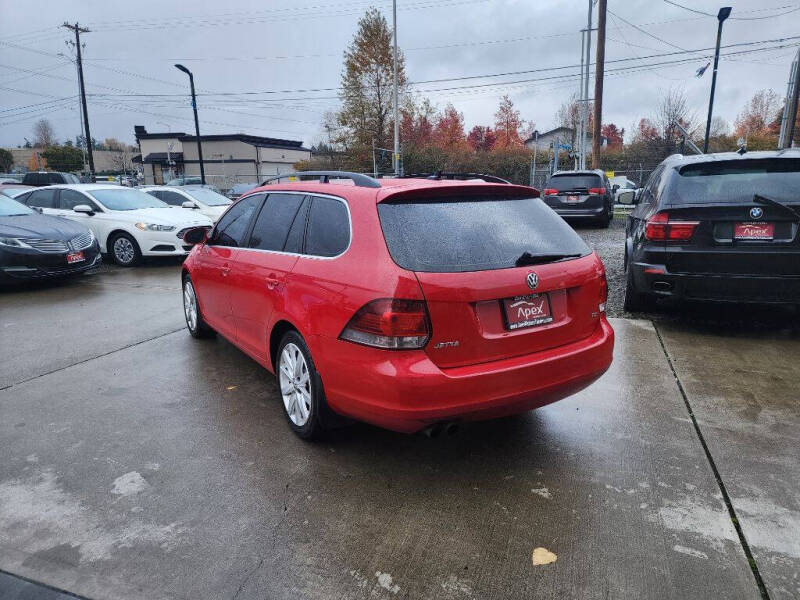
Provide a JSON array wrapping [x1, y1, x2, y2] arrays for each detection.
[[526, 272, 539, 290], [750, 207, 764, 220]]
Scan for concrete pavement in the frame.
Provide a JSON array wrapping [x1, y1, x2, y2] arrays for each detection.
[[0, 263, 795, 599]]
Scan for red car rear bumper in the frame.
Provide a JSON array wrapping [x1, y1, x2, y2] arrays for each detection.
[[313, 317, 614, 433]]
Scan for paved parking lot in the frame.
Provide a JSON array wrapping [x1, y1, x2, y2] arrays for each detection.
[[1, 225, 799, 599]]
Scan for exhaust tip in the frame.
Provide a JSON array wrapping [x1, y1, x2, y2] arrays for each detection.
[[423, 423, 443, 438], [652, 281, 673, 292], [445, 422, 460, 436]]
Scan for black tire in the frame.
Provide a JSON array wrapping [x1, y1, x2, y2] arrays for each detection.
[[599, 204, 612, 228], [182, 275, 215, 339], [109, 232, 141, 266], [276, 331, 326, 440], [623, 260, 655, 312]]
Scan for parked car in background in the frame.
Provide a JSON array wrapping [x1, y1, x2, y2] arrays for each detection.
[[0, 194, 100, 282], [15, 185, 212, 266], [167, 176, 202, 186], [621, 150, 800, 311], [141, 185, 232, 221], [180, 171, 613, 439], [542, 169, 614, 227], [0, 184, 34, 198], [22, 172, 81, 186], [0, 173, 24, 183], [610, 175, 638, 204]]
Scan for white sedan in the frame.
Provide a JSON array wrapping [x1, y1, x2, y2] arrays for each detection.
[[140, 185, 232, 222], [15, 184, 212, 266]]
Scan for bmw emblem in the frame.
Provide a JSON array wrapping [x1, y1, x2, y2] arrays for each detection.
[[526, 272, 539, 290], [750, 207, 763, 220]]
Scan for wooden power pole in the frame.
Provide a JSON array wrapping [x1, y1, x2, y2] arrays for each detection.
[[591, 0, 607, 169], [62, 22, 95, 179]]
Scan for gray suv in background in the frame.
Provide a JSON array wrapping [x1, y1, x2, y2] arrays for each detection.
[[542, 169, 614, 227]]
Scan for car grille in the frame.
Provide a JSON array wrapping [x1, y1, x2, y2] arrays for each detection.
[[70, 231, 94, 251], [19, 238, 69, 253]]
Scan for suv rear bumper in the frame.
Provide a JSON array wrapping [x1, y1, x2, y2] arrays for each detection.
[[313, 318, 614, 433], [549, 206, 607, 219]]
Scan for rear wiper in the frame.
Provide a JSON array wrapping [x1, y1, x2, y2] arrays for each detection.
[[515, 252, 582, 266], [753, 194, 800, 221]]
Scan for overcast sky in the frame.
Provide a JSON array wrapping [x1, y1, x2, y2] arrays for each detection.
[[1, 0, 797, 149]]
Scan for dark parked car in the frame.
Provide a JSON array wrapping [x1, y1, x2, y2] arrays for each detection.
[[621, 150, 800, 310], [542, 169, 614, 227], [0, 194, 100, 282], [22, 172, 82, 187]]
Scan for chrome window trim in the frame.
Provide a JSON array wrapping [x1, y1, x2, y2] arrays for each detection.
[[232, 190, 353, 261]]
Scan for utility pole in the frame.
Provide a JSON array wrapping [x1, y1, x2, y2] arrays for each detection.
[[62, 22, 95, 180], [582, 0, 593, 170], [530, 130, 538, 187], [703, 7, 732, 153], [778, 47, 800, 149], [591, 0, 606, 169], [392, 0, 402, 177], [578, 29, 586, 170]]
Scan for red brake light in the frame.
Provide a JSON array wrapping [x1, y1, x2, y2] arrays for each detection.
[[599, 271, 608, 312], [340, 298, 430, 349], [589, 187, 605, 195], [645, 211, 698, 242], [543, 188, 557, 196]]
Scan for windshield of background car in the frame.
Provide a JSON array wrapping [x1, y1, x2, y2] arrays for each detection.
[[548, 174, 603, 191], [670, 158, 800, 204], [185, 188, 232, 206], [378, 195, 590, 273], [88, 188, 169, 210], [0, 196, 34, 216]]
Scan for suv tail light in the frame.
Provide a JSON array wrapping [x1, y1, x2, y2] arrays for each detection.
[[543, 188, 557, 196], [588, 187, 605, 195], [599, 271, 608, 313], [340, 299, 430, 349], [645, 211, 698, 241]]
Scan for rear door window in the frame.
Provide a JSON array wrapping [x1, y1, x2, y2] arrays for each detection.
[[26, 188, 57, 209], [378, 195, 590, 273], [305, 196, 350, 257], [160, 190, 186, 206], [248, 193, 306, 252], [548, 174, 602, 191], [210, 194, 263, 247]]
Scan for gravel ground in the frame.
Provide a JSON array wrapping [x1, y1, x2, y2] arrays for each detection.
[[573, 215, 627, 317]]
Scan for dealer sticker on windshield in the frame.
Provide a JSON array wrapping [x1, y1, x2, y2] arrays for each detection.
[[502, 293, 554, 330]]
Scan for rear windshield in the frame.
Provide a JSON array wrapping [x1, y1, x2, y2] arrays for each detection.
[[378, 196, 590, 273], [670, 158, 800, 204], [548, 174, 602, 191]]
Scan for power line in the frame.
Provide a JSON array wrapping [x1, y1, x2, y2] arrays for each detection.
[[663, 0, 800, 20], [607, 8, 687, 51]]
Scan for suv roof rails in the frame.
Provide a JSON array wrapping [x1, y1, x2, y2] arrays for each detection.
[[261, 171, 381, 188], [401, 172, 511, 184]]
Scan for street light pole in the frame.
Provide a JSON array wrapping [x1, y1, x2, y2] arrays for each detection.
[[703, 7, 732, 154], [392, 0, 402, 177], [175, 64, 206, 185]]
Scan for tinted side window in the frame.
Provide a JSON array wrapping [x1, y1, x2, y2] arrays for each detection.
[[248, 193, 305, 251], [145, 190, 163, 201], [211, 194, 262, 247], [27, 188, 57, 208], [284, 197, 309, 254], [60, 189, 91, 210], [305, 196, 350, 257], [161, 191, 186, 206]]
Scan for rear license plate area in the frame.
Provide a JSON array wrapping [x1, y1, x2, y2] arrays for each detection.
[[565, 195, 580, 203], [734, 222, 774, 240], [502, 293, 553, 330], [66, 251, 85, 264]]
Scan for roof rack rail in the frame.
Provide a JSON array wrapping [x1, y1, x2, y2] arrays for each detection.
[[400, 172, 511, 184], [261, 171, 381, 188]]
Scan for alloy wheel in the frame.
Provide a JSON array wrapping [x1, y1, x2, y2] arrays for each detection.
[[114, 237, 135, 264], [183, 280, 198, 332], [278, 343, 312, 426]]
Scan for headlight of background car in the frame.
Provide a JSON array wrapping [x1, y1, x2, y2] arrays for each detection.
[[0, 237, 34, 249], [135, 223, 175, 232]]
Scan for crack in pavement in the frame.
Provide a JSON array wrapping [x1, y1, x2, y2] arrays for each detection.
[[652, 321, 771, 600]]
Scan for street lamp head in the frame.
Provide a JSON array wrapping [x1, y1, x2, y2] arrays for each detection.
[[174, 64, 191, 76], [718, 7, 732, 21]]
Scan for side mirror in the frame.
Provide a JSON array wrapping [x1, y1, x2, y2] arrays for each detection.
[[618, 191, 636, 205], [73, 204, 95, 215], [612, 184, 619, 193], [182, 200, 199, 209], [182, 226, 210, 245], [33, 206, 43, 214]]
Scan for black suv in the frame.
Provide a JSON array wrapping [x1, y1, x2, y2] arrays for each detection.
[[22, 172, 82, 186], [621, 150, 800, 310], [542, 169, 614, 227]]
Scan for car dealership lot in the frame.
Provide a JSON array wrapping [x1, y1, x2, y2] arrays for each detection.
[[1, 229, 799, 599]]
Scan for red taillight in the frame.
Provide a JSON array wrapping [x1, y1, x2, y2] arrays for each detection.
[[340, 298, 430, 349], [543, 188, 557, 196], [645, 211, 698, 242], [589, 187, 605, 195], [599, 272, 608, 312]]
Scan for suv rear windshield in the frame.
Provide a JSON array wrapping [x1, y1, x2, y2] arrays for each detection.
[[378, 195, 590, 273], [548, 174, 602, 191], [670, 158, 800, 204]]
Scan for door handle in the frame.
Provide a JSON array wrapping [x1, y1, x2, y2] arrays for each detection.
[[265, 274, 279, 290]]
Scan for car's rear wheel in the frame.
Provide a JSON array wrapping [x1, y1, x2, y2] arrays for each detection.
[[277, 331, 325, 440], [182, 275, 215, 338], [109, 232, 141, 266], [623, 260, 655, 312], [599, 204, 612, 228]]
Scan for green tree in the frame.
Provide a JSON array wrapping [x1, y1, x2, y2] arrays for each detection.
[[335, 8, 407, 171], [0, 148, 13, 172], [41, 146, 84, 172]]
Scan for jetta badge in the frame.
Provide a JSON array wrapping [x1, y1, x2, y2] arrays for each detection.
[[750, 207, 763, 220], [526, 272, 539, 290]]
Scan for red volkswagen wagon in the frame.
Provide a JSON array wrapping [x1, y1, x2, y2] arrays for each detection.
[[181, 172, 614, 438]]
